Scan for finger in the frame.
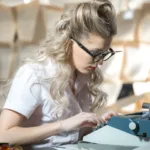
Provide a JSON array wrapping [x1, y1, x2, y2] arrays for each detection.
[[97, 117, 105, 125], [118, 113, 123, 116], [86, 114, 98, 124], [86, 122, 98, 128], [106, 116, 112, 120], [101, 115, 106, 123], [85, 113, 99, 125], [92, 113, 101, 125], [81, 121, 97, 128], [85, 113, 103, 126], [80, 113, 98, 125], [109, 111, 118, 116]]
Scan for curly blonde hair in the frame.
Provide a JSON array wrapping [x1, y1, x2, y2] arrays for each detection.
[[37, 0, 117, 111]]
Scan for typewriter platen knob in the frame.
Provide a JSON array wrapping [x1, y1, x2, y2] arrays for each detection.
[[129, 121, 139, 134], [129, 121, 137, 130]]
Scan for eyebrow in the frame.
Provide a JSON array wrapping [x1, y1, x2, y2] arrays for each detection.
[[91, 48, 107, 53]]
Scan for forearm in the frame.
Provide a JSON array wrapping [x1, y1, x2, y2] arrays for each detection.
[[0, 122, 60, 145]]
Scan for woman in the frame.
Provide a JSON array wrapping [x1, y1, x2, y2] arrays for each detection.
[[0, 0, 118, 149]]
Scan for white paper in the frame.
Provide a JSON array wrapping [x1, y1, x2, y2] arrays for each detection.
[[139, 14, 150, 43], [133, 82, 150, 96], [100, 46, 124, 81], [100, 82, 122, 106], [124, 44, 150, 81]]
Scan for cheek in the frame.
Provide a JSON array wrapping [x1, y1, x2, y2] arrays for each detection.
[[73, 49, 92, 66]]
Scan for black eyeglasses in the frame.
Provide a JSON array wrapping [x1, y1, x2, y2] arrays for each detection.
[[73, 38, 121, 63]]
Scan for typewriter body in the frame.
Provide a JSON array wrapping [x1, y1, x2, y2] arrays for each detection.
[[78, 103, 150, 150]]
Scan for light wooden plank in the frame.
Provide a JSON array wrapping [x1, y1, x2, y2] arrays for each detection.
[[0, 4, 15, 44], [16, 0, 40, 43]]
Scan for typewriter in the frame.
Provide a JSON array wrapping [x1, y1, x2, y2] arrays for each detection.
[[78, 103, 150, 150]]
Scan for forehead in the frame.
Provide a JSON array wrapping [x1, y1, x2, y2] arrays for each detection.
[[81, 33, 112, 49]]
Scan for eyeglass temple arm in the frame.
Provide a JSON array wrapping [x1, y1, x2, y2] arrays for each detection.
[[115, 51, 122, 53]]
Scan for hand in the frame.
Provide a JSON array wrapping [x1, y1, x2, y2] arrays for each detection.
[[101, 110, 118, 123], [60, 112, 104, 132]]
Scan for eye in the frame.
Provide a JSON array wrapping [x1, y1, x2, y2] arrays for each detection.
[[92, 51, 101, 55], [90, 49, 103, 55], [93, 50, 109, 56]]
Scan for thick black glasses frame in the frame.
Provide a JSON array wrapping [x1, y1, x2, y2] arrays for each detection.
[[73, 38, 121, 62]]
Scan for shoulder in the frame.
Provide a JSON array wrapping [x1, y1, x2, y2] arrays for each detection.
[[17, 58, 58, 80]]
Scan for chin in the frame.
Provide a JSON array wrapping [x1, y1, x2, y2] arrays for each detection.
[[78, 69, 90, 74]]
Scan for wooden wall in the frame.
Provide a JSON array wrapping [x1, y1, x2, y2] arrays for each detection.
[[0, 1, 150, 113]]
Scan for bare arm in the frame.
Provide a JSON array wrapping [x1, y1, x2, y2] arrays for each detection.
[[0, 109, 61, 145], [0, 110, 103, 146]]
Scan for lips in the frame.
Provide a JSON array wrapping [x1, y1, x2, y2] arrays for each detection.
[[89, 66, 96, 70]]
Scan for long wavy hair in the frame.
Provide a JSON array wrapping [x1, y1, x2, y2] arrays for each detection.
[[36, 0, 117, 112]]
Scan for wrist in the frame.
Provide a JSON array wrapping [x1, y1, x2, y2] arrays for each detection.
[[59, 120, 71, 132], [57, 121, 63, 133], [51, 121, 63, 135], [58, 120, 66, 132]]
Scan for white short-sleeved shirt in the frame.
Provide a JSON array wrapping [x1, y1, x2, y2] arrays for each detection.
[[3, 59, 92, 149]]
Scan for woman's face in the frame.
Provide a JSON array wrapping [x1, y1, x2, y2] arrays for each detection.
[[71, 33, 112, 74]]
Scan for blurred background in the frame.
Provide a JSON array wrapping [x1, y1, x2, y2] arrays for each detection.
[[0, 0, 150, 115]]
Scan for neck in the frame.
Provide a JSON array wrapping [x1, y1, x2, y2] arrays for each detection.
[[72, 70, 78, 83]]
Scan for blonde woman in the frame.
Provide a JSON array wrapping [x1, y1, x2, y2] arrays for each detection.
[[0, 0, 118, 149]]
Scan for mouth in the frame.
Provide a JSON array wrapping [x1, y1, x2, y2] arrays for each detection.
[[89, 66, 96, 70]]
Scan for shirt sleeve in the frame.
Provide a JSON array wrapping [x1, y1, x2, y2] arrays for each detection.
[[3, 64, 42, 119]]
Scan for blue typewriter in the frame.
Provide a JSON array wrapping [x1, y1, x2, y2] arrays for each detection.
[[78, 103, 150, 150]]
